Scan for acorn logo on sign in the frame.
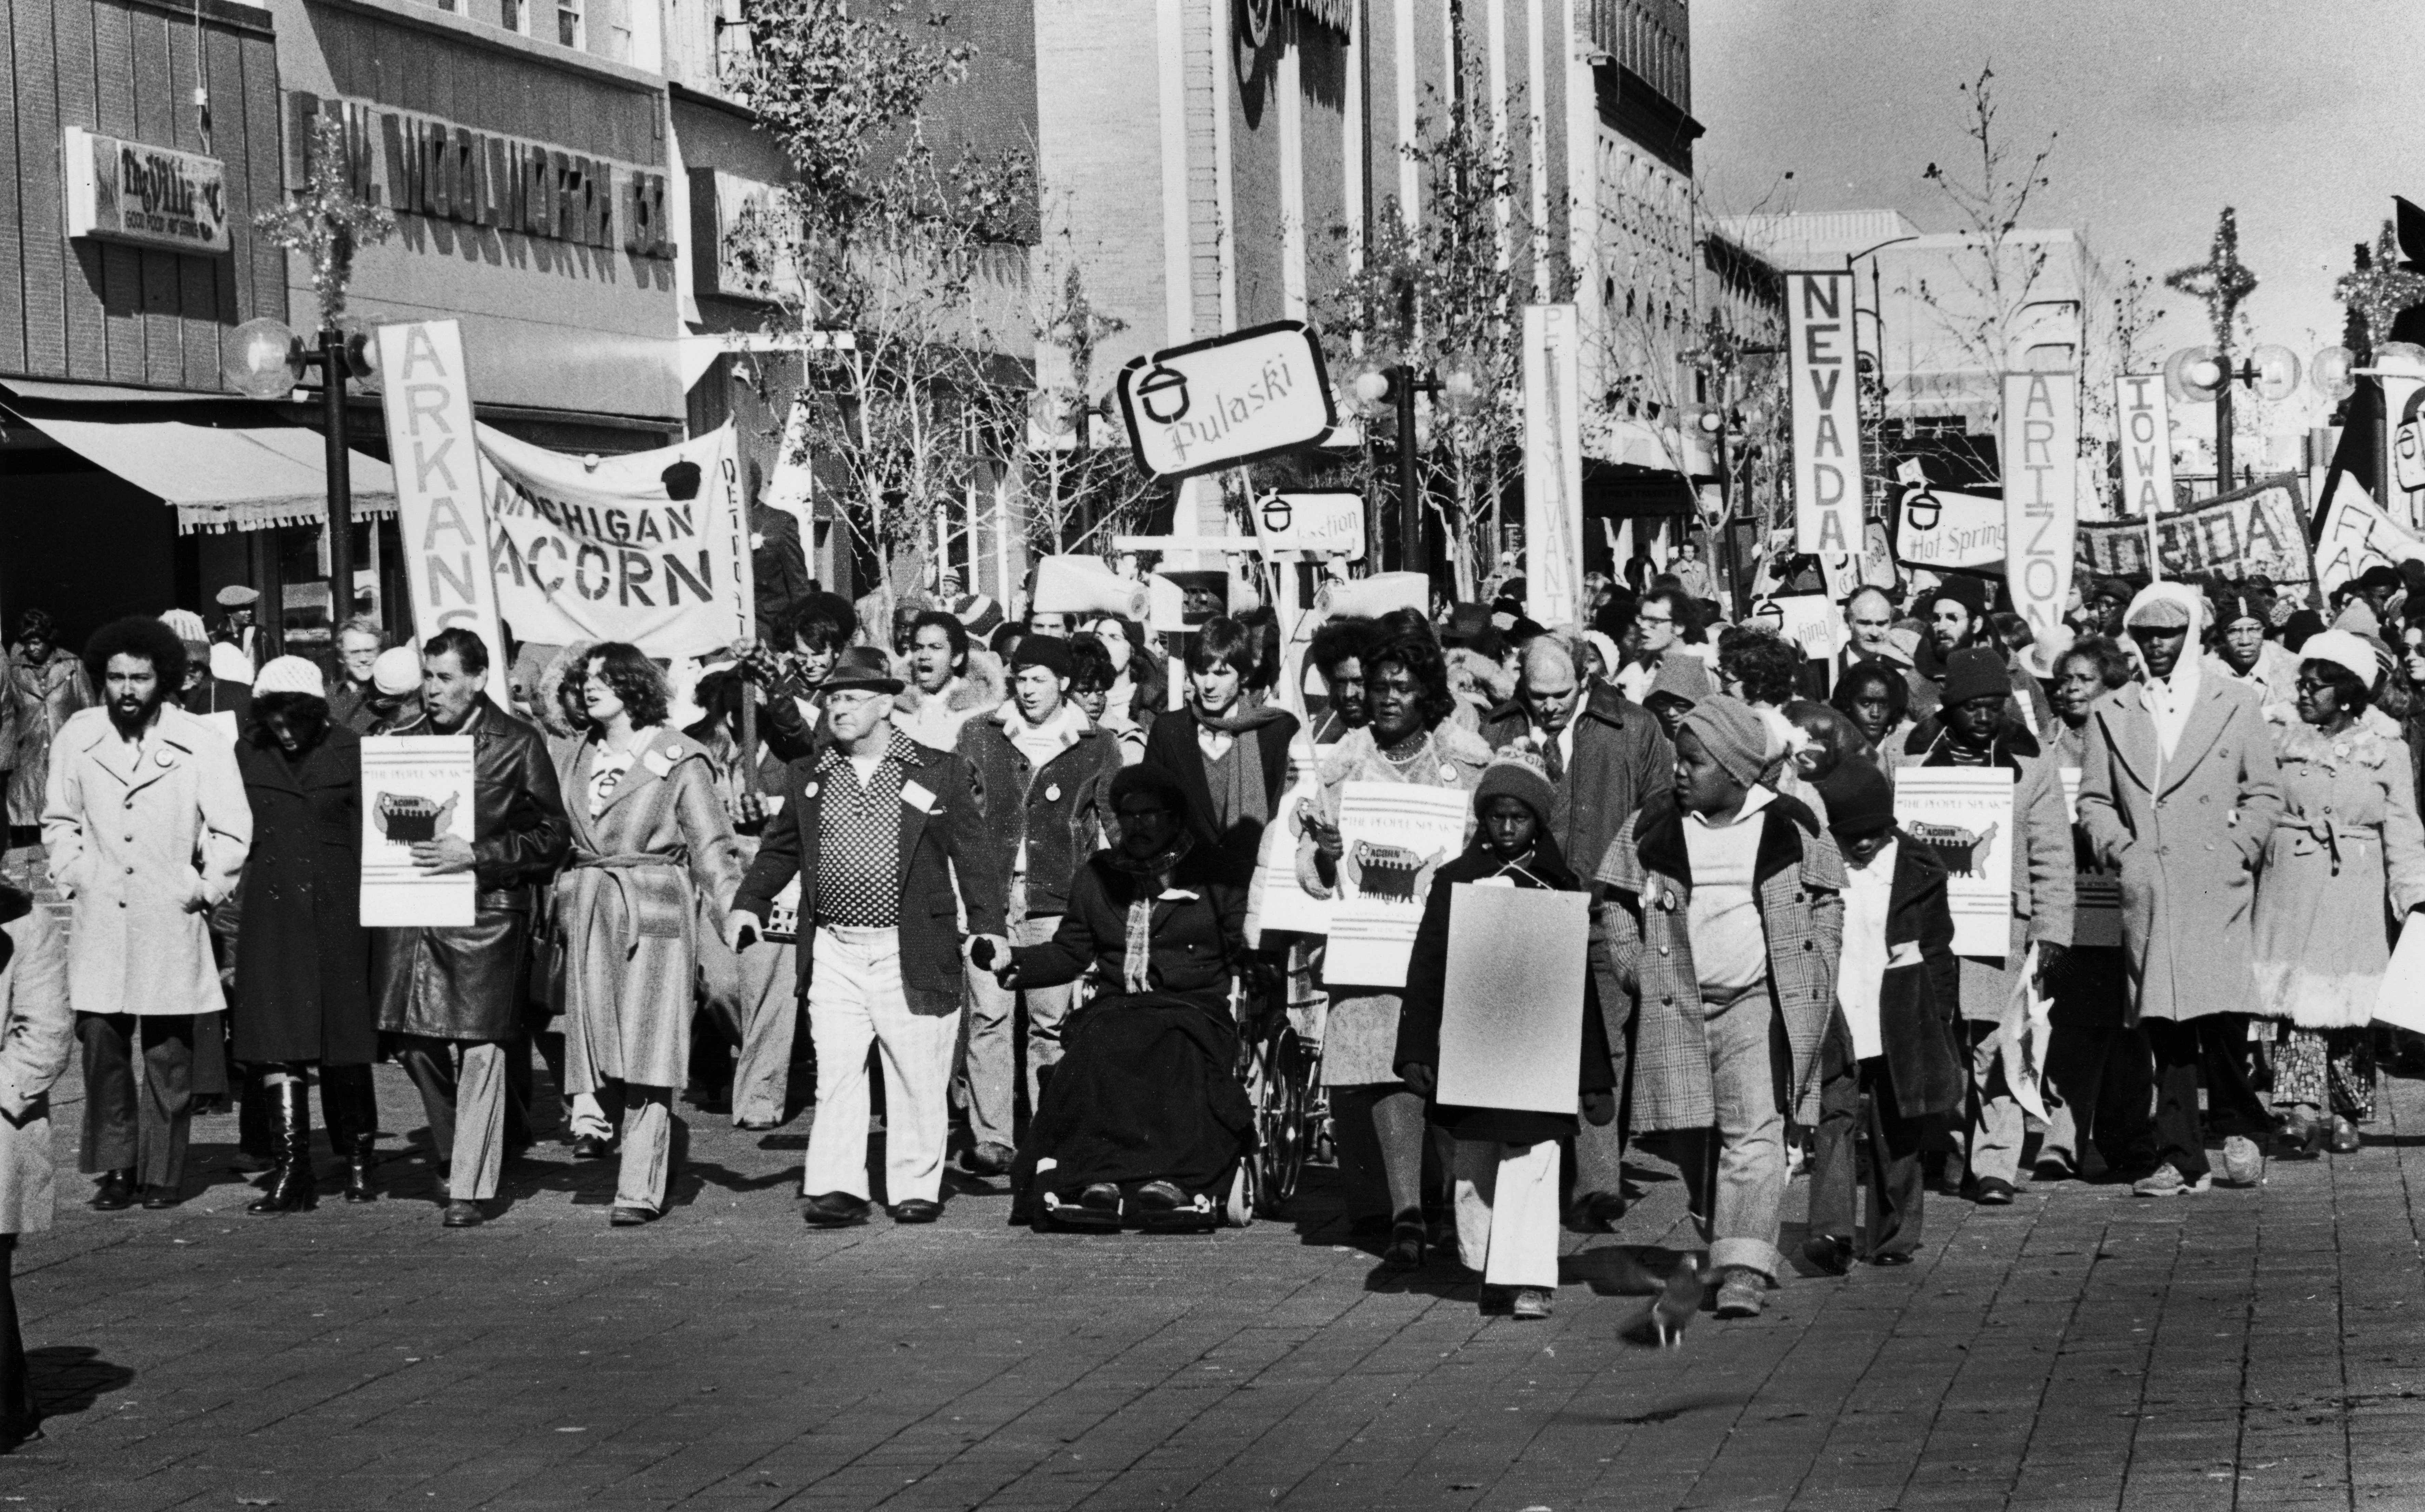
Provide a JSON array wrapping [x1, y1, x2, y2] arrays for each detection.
[[1116, 321, 1339, 481], [1260, 495, 1294, 534]]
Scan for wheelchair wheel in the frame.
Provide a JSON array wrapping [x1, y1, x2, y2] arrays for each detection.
[[1251, 1023, 1314, 1216]]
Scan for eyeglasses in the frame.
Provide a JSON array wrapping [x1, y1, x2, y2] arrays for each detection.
[[1638, 613, 1674, 627]]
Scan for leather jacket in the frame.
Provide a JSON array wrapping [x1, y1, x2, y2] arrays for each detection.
[[386, 697, 570, 904]]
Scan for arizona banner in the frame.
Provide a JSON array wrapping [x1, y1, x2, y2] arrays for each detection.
[[2075, 473, 2314, 593], [480, 423, 757, 659]]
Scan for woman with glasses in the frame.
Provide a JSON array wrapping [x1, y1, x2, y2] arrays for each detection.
[[2252, 630, 2425, 1156]]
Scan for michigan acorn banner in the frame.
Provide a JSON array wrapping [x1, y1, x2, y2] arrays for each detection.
[[478, 422, 756, 659], [2073, 473, 2314, 593]]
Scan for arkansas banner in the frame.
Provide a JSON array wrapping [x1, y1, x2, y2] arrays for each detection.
[[480, 423, 756, 659]]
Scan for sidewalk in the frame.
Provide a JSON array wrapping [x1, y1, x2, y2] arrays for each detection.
[[3, 1051, 2419, 1511]]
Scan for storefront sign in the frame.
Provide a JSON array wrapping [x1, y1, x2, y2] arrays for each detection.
[[2114, 372, 2175, 515], [482, 425, 756, 660], [2076, 473, 2314, 592], [1786, 270, 1861, 554], [1895, 483, 2005, 571], [63, 127, 229, 254], [1250, 491, 1364, 558], [375, 319, 511, 678], [1116, 321, 1337, 480], [2001, 372, 2079, 643], [290, 93, 675, 259]]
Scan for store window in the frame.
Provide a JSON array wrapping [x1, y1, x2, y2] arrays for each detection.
[[557, 0, 582, 49]]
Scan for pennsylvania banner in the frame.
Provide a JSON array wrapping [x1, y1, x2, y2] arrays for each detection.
[[479, 423, 756, 659], [2074, 473, 2313, 593]]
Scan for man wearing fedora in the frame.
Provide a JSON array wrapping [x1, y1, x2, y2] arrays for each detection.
[[729, 649, 1002, 1227]]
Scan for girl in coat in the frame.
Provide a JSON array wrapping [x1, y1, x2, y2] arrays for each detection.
[[5, 610, 92, 848], [230, 658, 376, 1213], [0, 884, 70, 1448], [1804, 760, 1961, 1269], [2253, 630, 2425, 1155], [554, 644, 744, 1225], [1395, 758, 1615, 1320], [1297, 629, 1492, 1268]]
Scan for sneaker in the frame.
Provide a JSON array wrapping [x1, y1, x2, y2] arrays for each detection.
[[1510, 1287, 1553, 1320], [2131, 1163, 2212, 1197], [1713, 1266, 1765, 1319], [2219, 1135, 2264, 1187], [1801, 1233, 1854, 1276]]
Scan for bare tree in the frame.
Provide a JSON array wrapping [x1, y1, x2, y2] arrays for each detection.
[[1017, 259, 1165, 557]]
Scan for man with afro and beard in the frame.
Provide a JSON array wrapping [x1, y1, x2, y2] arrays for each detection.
[[42, 616, 250, 1210]]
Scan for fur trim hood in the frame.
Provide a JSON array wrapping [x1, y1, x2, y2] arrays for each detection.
[[535, 640, 599, 740]]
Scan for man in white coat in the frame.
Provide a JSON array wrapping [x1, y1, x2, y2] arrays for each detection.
[[42, 618, 250, 1210]]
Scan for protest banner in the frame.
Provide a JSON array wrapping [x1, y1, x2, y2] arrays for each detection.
[[1894, 767, 2015, 957], [2114, 373, 2176, 516], [1522, 303, 1586, 625], [2003, 371, 2079, 644], [2075, 473, 2313, 593], [2313, 482, 2425, 597], [1323, 781, 1469, 988], [360, 735, 477, 927], [479, 424, 755, 661], [1894, 482, 2005, 571], [1116, 320, 1337, 480], [1787, 270, 1862, 554], [1245, 757, 1333, 945], [1772, 593, 1851, 660], [1435, 884, 1589, 1115], [375, 320, 507, 674]]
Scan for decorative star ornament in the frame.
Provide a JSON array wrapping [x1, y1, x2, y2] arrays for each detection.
[[2335, 222, 2425, 352], [254, 114, 396, 326]]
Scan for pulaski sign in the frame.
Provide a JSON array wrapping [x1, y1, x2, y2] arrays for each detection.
[[64, 127, 230, 254]]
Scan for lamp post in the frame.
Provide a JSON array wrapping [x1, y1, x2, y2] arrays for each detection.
[[1349, 359, 1484, 580]]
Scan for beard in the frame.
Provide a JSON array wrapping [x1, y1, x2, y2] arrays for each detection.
[[108, 687, 165, 738]]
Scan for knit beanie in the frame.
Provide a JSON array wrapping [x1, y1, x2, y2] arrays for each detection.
[[1473, 754, 1556, 830], [372, 646, 423, 697], [1646, 649, 1715, 703], [1817, 759, 1895, 839], [1009, 634, 1074, 681], [1678, 694, 1771, 788], [252, 655, 326, 700], [1940, 646, 2010, 706]]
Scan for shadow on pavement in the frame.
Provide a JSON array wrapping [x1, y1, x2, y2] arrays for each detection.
[[30, 1346, 133, 1418]]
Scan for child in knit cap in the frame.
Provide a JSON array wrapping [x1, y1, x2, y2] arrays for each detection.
[[1802, 759, 1962, 1271], [1396, 755, 1615, 1321], [1596, 694, 1847, 1320]]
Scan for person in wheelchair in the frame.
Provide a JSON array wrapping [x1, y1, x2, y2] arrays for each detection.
[[988, 765, 1263, 1229]]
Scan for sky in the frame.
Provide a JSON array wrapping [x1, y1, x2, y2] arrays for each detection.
[[1693, 0, 2425, 385]]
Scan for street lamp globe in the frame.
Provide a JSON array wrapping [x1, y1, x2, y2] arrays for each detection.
[[1440, 364, 1483, 418], [222, 317, 303, 399], [1350, 368, 1393, 414], [2184, 356, 2225, 391], [1696, 408, 1724, 436]]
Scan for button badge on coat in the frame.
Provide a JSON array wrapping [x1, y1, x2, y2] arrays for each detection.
[[1043, 784, 1061, 802]]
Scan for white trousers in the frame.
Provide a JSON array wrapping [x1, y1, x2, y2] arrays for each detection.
[[803, 926, 954, 1205], [1453, 1138, 1562, 1289]]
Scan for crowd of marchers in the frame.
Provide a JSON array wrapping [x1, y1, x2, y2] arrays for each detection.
[[0, 546, 2417, 1442]]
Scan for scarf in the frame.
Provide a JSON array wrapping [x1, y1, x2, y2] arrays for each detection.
[[1106, 833, 1195, 994], [1190, 699, 1286, 837]]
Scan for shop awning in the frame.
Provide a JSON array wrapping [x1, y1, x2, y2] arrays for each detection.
[[0, 381, 396, 534]]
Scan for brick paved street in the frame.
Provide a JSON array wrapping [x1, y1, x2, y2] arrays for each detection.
[[8, 1054, 2425, 1512]]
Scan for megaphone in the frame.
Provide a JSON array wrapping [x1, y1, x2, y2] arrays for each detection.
[[2311, 346, 2358, 402], [2164, 346, 2223, 403], [2249, 344, 2302, 403]]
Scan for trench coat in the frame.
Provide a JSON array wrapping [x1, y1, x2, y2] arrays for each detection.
[[231, 727, 374, 1065], [555, 727, 744, 1093], [2251, 713, 2425, 1029], [1597, 791, 1847, 1131], [42, 704, 251, 1016], [0, 888, 72, 1234], [6, 647, 91, 828], [2074, 674, 2283, 1023]]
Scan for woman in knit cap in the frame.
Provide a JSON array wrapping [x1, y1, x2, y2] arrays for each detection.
[[2075, 580, 2283, 1195], [2251, 629, 2425, 1155], [229, 656, 377, 1212], [1598, 693, 1845, 1319], [1395, 755, 1615, 1319]]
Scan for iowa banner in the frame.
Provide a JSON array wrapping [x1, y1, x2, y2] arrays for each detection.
[[480, 424, 756, 659], [2074, 473, 2313, 593]]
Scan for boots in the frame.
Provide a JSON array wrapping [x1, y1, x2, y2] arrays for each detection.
[[247, 1076, 317, 1215], [322, 1065, 379, 1203]]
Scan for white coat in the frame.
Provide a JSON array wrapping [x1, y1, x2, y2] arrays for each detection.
[[41, 704, 251, 1016]]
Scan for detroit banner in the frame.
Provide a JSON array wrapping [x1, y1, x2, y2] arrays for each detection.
[[480, 423, 757, 659], [2074, 473, 2313, 593]]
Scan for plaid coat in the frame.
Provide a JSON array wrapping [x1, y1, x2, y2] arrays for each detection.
[[1597, 792, 1847, 1131]]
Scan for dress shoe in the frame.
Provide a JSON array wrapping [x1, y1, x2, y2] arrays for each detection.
[[963, 1142, 1016, 1178], [139, 1185, 182, 1210], [609, 1205, 658, 1227], [2330, 1116, 2361, 1154], [1572, 1191, 1628, 1232], [1380, 1213, 1427, 1271], [800, 1191, 871, 1228], [90, 1171, 134, 1211], [1965, 1177, 2017, 1206], [1867, 1250, 1916, 1267], [442, 1199, 485, 1228], [570, 1134, 615, 1160], [1135, 1180, 1186, 1213], [2278, 1109, 2324, 1159], [1801, 1233, 1854, 1276], [888, 1199, 943, 1224]]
